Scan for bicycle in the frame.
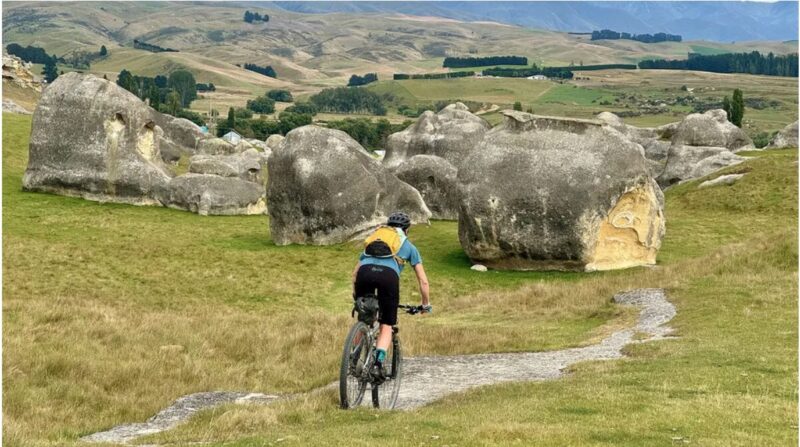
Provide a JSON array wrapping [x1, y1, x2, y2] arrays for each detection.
[[339, 294, 424, 410]]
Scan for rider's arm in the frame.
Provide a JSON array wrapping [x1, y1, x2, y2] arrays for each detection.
[[413, 263, 430, 307]]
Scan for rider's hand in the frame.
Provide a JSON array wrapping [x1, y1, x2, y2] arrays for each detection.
[[421, 304, 432, 314]]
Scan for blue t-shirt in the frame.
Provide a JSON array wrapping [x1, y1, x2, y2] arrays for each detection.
[[360, 238, 422, 276]]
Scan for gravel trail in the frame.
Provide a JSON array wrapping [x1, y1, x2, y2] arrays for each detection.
[[82, 288, 674, 444]]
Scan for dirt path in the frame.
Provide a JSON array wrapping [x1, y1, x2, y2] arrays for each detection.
[[82, 288, 674, 444]]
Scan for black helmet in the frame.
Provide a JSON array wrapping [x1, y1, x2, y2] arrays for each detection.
[[387, 211, 411, 230]]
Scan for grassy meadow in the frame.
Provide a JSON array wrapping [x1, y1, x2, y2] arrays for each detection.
[[3, 102, 798, 447]]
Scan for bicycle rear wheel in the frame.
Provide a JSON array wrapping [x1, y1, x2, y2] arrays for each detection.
[[372, 337, 402, 409], [339, 322, 371, 409]]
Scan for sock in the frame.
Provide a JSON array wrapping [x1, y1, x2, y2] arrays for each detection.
[[375, 348, 387, 365]]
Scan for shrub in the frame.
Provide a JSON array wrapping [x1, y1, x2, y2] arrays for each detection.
[[267, 89, 293, 102], [246, 96, 276, 114]]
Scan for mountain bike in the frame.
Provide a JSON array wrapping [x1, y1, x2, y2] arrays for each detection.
[[339, 295, 423, 410]]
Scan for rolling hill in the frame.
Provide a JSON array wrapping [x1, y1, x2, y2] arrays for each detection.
[[3, 1, 797, 93]]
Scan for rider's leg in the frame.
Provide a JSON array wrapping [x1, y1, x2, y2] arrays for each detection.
[[374, 266, 400, 367], [376, 324, 392, 353]]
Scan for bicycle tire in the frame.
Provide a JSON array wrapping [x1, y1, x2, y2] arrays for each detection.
[[339, 321, 371, 409], [372, 336, 403, 409]]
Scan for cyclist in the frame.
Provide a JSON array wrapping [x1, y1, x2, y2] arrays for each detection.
[[352, 211, 431, 380]]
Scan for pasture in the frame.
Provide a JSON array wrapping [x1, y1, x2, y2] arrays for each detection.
[[3, 108, 797, 446]]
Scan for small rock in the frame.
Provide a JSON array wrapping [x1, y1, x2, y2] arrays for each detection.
[[471, 264, 488, 272], [698, 173, 745, 189]]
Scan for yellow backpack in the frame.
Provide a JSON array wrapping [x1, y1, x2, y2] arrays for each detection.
[[364, 226, 407, 266]]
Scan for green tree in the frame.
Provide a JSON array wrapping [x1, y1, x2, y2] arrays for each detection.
[[227, 107, 236, 130], [513, 101, 522, 111], [99, 45, 107, 56], [278, 111, 312, 135], [246, 96, 275, 114], [266, 89, 293, 102], [234, 108, 254, 119], [166, 90, 181, 115], [148, 85, 161, 108], [730, 88, 744, 128], [116, 69, 135, 92], [167, 70, 197, 107], [42, 58, 58, 83]]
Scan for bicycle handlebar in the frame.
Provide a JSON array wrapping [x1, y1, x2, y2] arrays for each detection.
[[398, 304, 431, 315]]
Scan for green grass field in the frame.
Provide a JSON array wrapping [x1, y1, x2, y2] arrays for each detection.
[[365, 71, 797, 135], [3, 108, 798, 447]]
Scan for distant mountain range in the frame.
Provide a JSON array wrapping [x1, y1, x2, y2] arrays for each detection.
[[268, 1, 799, 43]]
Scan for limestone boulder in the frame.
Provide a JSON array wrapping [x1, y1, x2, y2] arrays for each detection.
[[671, 109, 753, 151], [657, 144, 744, 187], [458, 111, 665, 272], [22, 72, 172, 205], [766, 121, 798, 149], [198, 137, 237, 155], [235, 140, 255, 153], [268, 125, 431, 245], [164, 174, 266, 216], [383, 102, 490, 170], [394, 155, 459, 220], [265, 134, 285, 152], [2, 51, 41, 92], [188, 153, 263, 183], [153, 115, 204, 151]]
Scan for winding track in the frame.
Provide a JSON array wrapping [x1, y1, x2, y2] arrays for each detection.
[[82, 288, 675, 444]]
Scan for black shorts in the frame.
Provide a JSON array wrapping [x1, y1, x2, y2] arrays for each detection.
[[355, 264, 399, 326]]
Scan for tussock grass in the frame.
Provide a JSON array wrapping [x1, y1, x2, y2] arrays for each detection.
[[3, 111, 797, 446]]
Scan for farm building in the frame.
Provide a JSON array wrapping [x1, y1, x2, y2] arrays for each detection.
[[222, 130, 242, 145]]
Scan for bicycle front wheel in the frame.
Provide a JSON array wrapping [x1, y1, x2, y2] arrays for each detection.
[[339, 321, 371, 409], [372, 337, 402, 409]]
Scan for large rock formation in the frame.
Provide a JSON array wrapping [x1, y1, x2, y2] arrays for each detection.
[[188, 152, 263, 183], [657, 145, 744, 187], [383, 102, 490, 170], [394, 155, 459, 220], [671, 109, 753, 151], [22, 72, 265, 215], [163, 174, 266, 216], [2, 52, 41, 92], [596, 111, 748, 187], [23, 72, 172, 205], [197, 137, 237, 155], [458, 111, 665, 272], [766, 121, 798, 149], [153, 115, 204, 163], [268, 125, 431, 245], [596, 111, 675, 178]]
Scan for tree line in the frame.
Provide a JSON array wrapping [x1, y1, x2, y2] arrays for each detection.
[[243, 63, 277, 78], [348, 73, 378, 87], [309, 87, 387, 115], [243, 11, 270, 23], [638, 51, 798, 77], [6, 43, 108, 69], [244, 90, 293, 114], [218, 105, 409, 151], [196, 83, 216, 92], [591, 29, 682, 43], [442, 55, 527, 68], [482, 65, 574, 79], [393, 71, 474, 80], [133, 39, 178, 53], [116, 69, 204, 125], [6, 43, 56, 64]]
